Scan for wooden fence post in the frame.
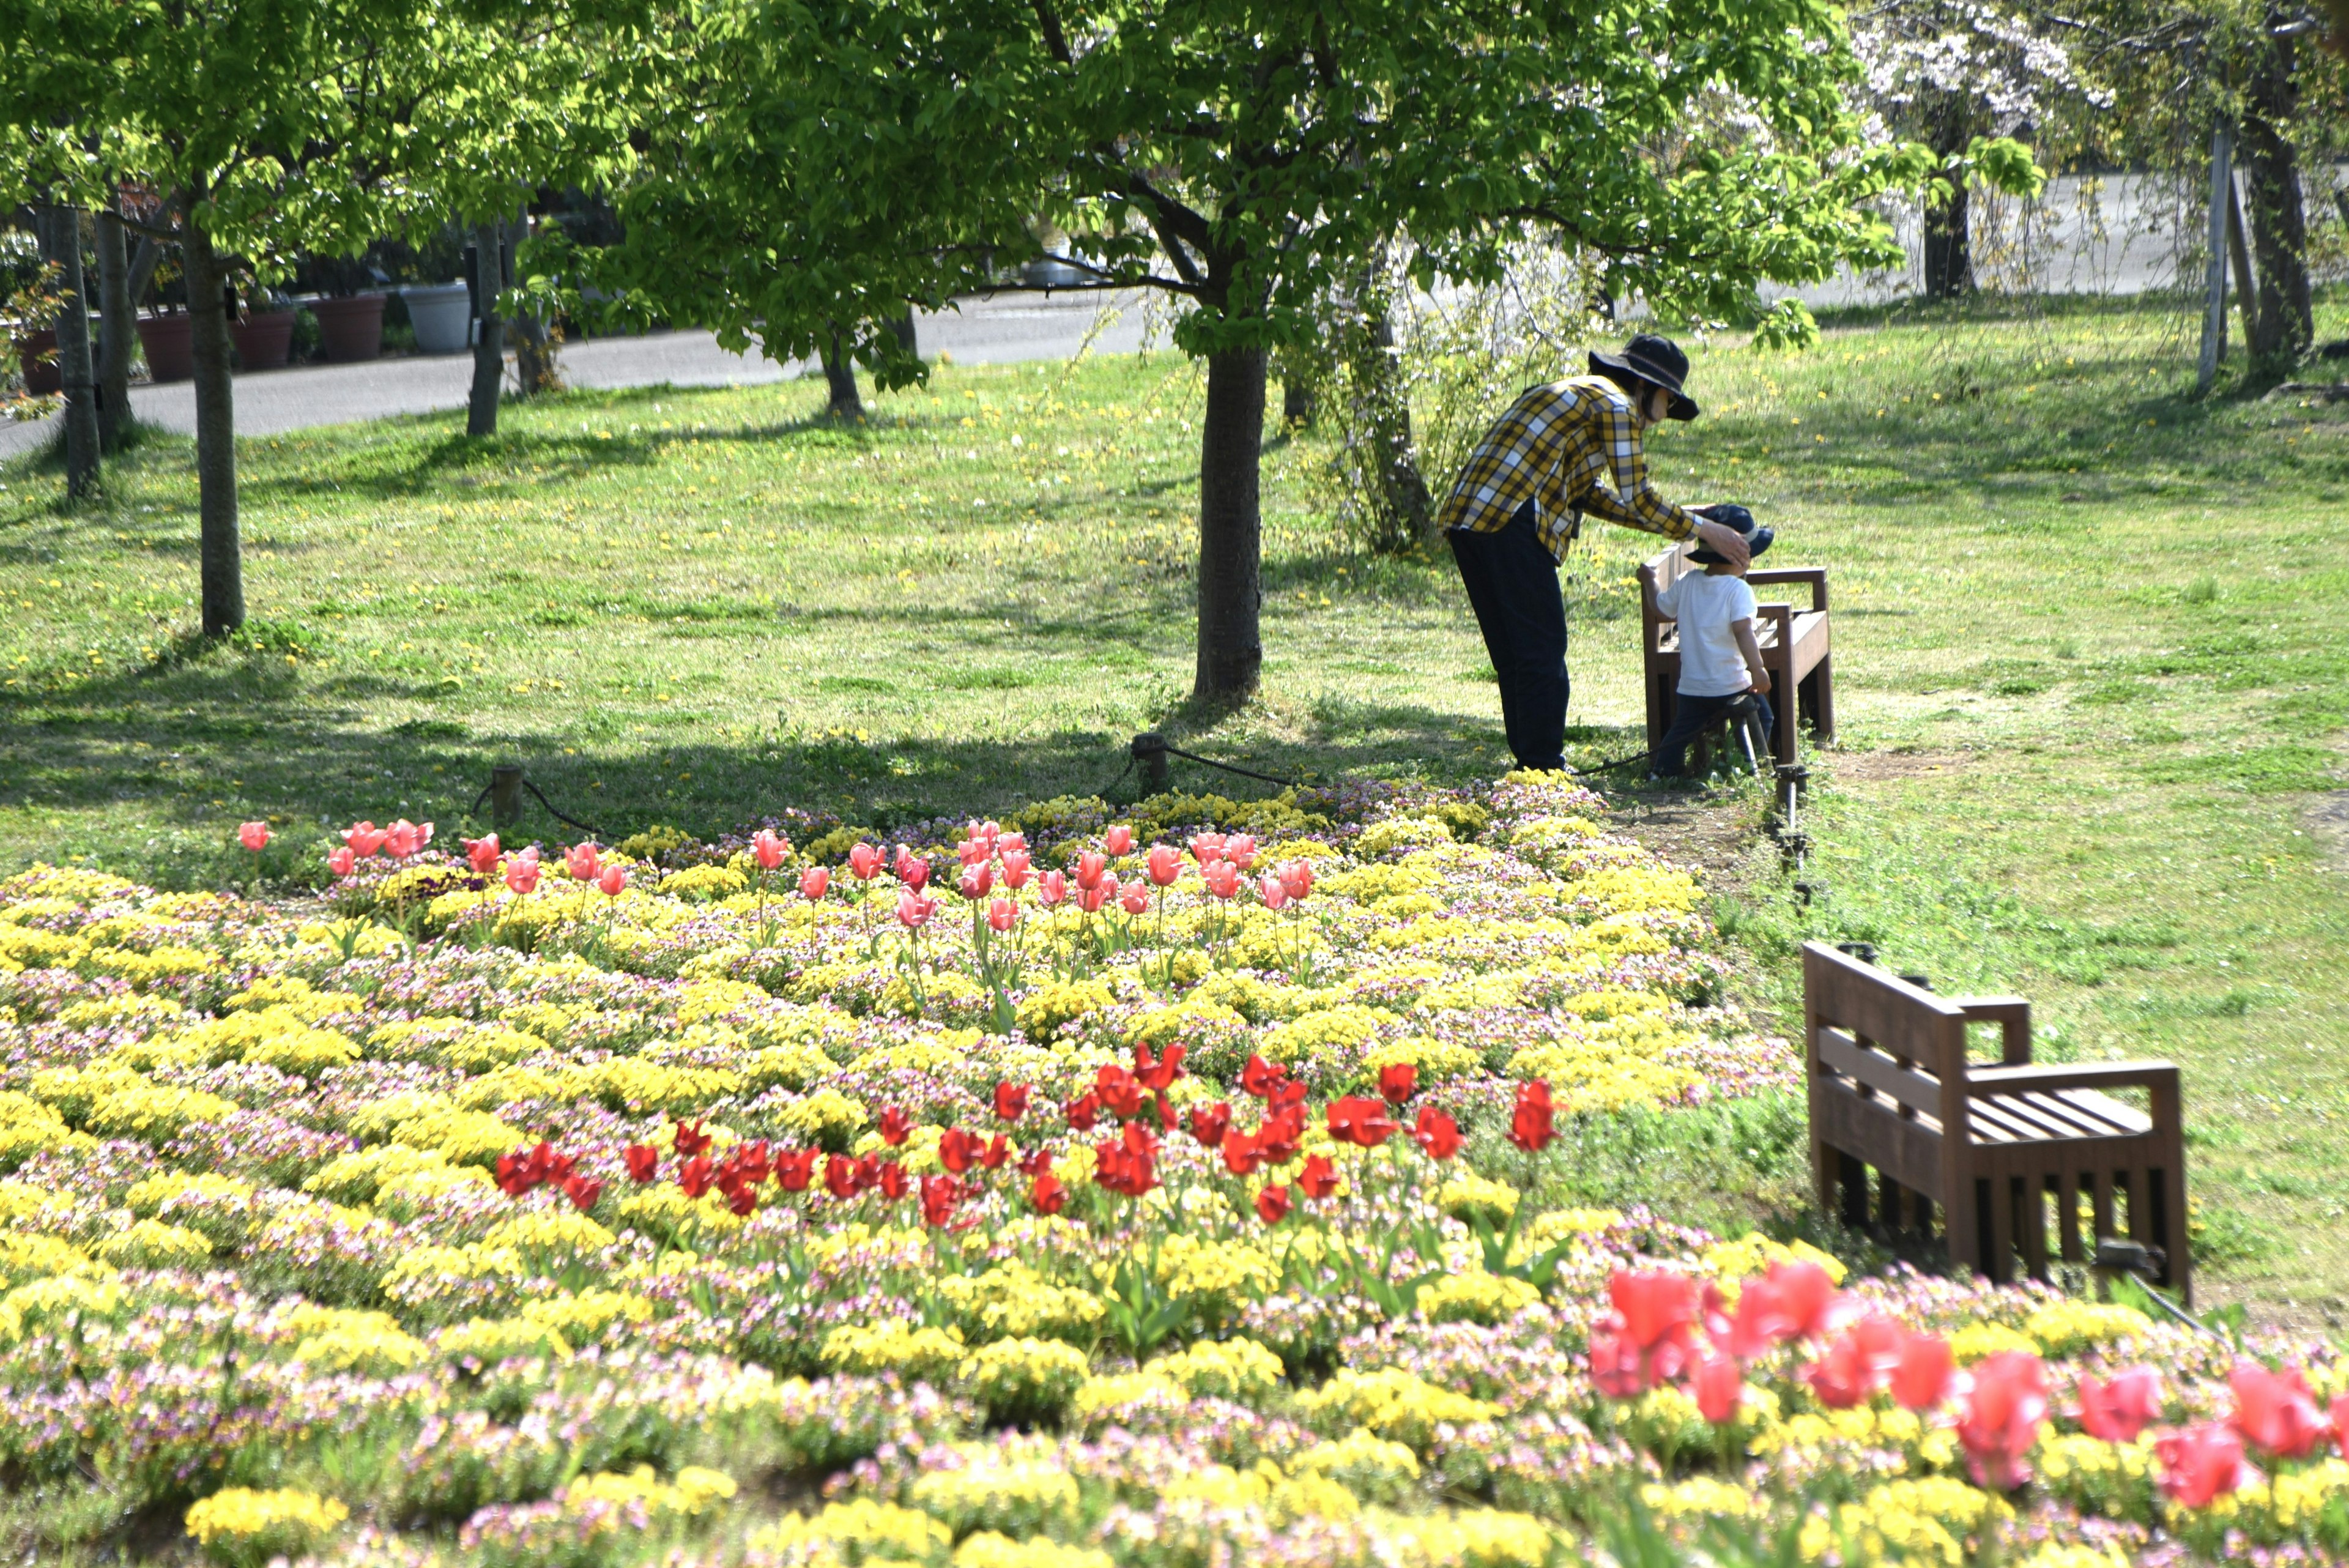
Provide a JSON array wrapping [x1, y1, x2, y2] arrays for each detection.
[[2197, 127, 2232, 393]]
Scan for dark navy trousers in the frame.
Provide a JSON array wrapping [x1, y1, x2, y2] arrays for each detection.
[[1449, 500, 1568, 771]]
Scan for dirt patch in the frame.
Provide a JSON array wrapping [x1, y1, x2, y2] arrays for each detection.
[[1827, 749, 1971, 786], [2310, 792, 2349, 875], [1606, 789, 1770, 888]]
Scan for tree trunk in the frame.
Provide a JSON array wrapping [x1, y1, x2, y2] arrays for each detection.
[[507, 209, 562, 396], [94, 204, 133, 451], [1347, 289, 1431, 554], [38, 206, 100, 497], [1282, 376, 1316, 425], [1921, 94, 1975, 300], [1193, 346, 1265, 705], [467, 220, 507, 436], [2241, 35, 2313, 366], [821, 327, 864, 419], [182, 212, 243, 636]]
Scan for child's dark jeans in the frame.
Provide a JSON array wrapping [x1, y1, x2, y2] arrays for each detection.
[[1654, 690, 1775, 776]]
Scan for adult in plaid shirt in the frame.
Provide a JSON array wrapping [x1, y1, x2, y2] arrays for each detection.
[[1439, 332, 1750, 771]]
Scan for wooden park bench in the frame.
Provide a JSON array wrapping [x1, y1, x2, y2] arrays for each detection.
[[1802, 941, 2192, 1302], [1639, 544, 1833, 770]]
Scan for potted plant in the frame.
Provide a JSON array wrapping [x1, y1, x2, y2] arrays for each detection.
[[135, 311, 195, 382], [401, 280, 472, 355], [6, 259, 68, 395], [308, 290, 387, 361], [229, 291, 297, 371]]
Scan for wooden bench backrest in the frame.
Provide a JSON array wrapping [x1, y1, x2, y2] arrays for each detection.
[[1802, 941, 1971, 1134], [1638, 544, 1696, 655]]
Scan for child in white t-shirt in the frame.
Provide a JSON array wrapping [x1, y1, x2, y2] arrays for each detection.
[[1647, 506, 1774, 778]]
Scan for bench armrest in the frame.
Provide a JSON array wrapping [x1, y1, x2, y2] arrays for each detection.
[[1746, 567, 1828, 612], [1950, 996, 2032, 1064], [1966, 1061, 2178, 1096]]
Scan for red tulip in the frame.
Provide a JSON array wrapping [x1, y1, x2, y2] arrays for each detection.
[[1118, 883, 1149, 915], [1187, 1102, 1232, 1146], [674, 1120, 714, 1157], [1146, 845, 1180, 886], [503, 847, 542, 894], [798, 864, 829, 899], [896, 890, 937, 929], [1225, 833, 1257, 871], [565, 842, 601, 881], [466, 833, 500, 874], [851, 1153, 881, 1192], [1891, 1331, 1956, 1411], [987, 896, 1019, 932], [598, 864, 627, 897], [1259, 876, 1290, 910], [2158, 1422, 2260, 1508], [1958, 1350, 2047, 1490], [957, 863, 993, 901], [1075, 852, 1108, 890], [562, 1174, 603, 1211], [2078, 1368, 2164, 1443], [1278, 859, 1313, 901], [993, 1082, 1030, 1122], [238, 821, 270, 852], [1254, 1106, 1304, 1165], [328, 847, 357, 879], [1690, 1350, 1743, 1425], [1222, 1129, 1263, 1175], [2230, 1363, 2329, 1460], [775, 1149, 817, 1191], [495, 1151, 536, 1196], [1508, 1079, 1556, 1152], [919, 1175, 961, 1226], [878, 1105, 911, 1146], [1188, 831, 1226, 865], [623, 1143, 661, 1183], [2333, 1394, 2349, 1454], [1378, 1063, 1418, 1104], [1256, 1185, 1293, 1224], [1094, 1066, 1144, 1120], [979, 1134, 1010, 1170], [1327, 1096, 1398, 1149], [893, 848, 929, 890], [939, 1128, 979, 1174], [1295, 1153, 1340, 1200], [1105, 824, 1134, 855], [1240, 1055, 1285, 1099], [1613, 1271, 1702, 1352], [1411, 1107, 1463, 1160], [822, 1154, 858, 1198], [1037, 870, 1067, 907], [1201, 860, 1242, 899], [1805, 1313, 1905, 1408], [1000, 850, 1032, 889], [1134, 1043, 1184, 1091], [677, 1154, 716, 1199], [724, 1180, 760, 1216], [1030, 1171, 1067, 1214], [878, 1161, 911, 1200], [848, 842, 883, 880], [751, 828, 790, 870]]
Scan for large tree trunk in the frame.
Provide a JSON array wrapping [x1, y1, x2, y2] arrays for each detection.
[[506, 209, 562, 396], [38, 205, 100, 497], [467, 220, 507, 436], [820, 327, 864, 419], [1193, 346, 1265, 705], [182, 212, 243, 636], [1921, 94, 1975, 300], [94, 204, 133, 451], [2241, 35, 2313, 366]]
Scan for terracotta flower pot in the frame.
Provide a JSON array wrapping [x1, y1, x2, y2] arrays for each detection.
[[136, 313, 195, 382], [14, 327, 59, 395], [229, 307, 296, 371], [309, 292, 386, 362], [402, 283, 473, 355]]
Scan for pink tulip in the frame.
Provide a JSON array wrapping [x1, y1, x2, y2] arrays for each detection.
[[384, 819, 427, 858], [1119, 883, 1150, 915], [751, 829, 789, 871], [466, 834, 500, 874], [1278, 859, 1314, 901], [237, 822, 270, 852], [894, 847, 929, 890], [956, 836, 992, 867], [1104, 824, 1134, 856], [1188, 831, 1226, 865], [800, 865, 829, 899], [848, 842, 883, 880], [597, 865, 627, 897], [1146, 845, 1180, 886], [987, 897, 1019, 932], [1075, 852, 1108, 890], [1891, 1331, 1956, 1411], [344, 820, 388, 857], [2158, 1423, 2260, 1509], [897, 890, 937, 929], [565, 842, 601, 881], [2079, 1369, 2164, 1444], [1078, 879, 1113, 915], [1225, 833, 1257, 870], [504, 847, 543, 894], [957, 863, 993, 901], [328, 847, 357, 879], [1958, 1351, 2047, 1491], [1201, 859, 1242, 900], [1689, 1350, 1743, 1425], [2230, 1363, 2329, 1460], [1000, 849, 1032, 888], [1038, 870, 1067, 907], [1259, 875, 1290, 910]]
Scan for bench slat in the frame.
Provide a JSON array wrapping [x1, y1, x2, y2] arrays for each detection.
[[1816, 1027, 1942, 1116]]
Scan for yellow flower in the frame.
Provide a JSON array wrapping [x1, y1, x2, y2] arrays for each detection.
[[184, 1488, 349, 1566], [1296, 1368, 1499, 1449]]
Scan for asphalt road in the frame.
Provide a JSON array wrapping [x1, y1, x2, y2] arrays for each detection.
[[1, 286, 1158, 461]]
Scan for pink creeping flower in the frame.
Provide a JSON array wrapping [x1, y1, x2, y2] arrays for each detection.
[[328, 847, 357, 879], [1958, 1351, 2048, 1491], [237, 821, 270, 852], [847, 842, 883, 880], [2230, 1363, 2330, 1460], [1037, 869, 1067, 907], [503, 847, 543, 894], [597, 864, 627, 897], [896, 890, 937, 929], [799, 865, 829, 900], [751, 828, 790, 870], [2078, 1368, 2164, 1444], [1146, 845, 1181, 886], [2158, 1422, 2260, 1508], [565, 842, 601, 882], [466, 834, 500, 874], [1689, 1349, 1744, 1425], [1104, 824, 1134, 855], [987, 897, 1019, 932]]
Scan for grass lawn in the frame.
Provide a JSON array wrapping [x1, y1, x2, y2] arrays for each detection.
[[4, 294, 2346, 1319]]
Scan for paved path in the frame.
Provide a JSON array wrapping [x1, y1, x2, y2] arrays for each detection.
[[1, 288, 1156, 460]]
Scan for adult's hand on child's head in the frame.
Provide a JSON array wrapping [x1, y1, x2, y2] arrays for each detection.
[[1694, 520, 1751, 570]]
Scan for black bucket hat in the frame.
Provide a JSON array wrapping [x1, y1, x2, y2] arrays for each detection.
[[1688, 502, 1773, 564], [1589, 333, 1699, 421]]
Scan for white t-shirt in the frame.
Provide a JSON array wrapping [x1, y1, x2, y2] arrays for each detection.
[[1655, 571, 1758, 697]]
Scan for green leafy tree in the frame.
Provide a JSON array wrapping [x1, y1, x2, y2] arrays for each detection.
[[593, 0, 1927, 703]]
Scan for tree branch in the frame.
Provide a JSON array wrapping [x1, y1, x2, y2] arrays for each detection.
[[1030, 0, 1072, 63]]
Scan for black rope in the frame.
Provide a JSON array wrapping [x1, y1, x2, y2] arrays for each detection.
[[1159, 745, 1300, 788], [467, 773, 606, 841], [1096, 751, 1137, 800], [1568, 749, 1654, 777]]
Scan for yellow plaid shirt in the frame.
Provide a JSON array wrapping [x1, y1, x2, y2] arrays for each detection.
[[1436, 376, 1697, 560]]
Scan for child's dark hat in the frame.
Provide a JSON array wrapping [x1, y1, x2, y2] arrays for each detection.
[[1687, 502, 1773, 564]]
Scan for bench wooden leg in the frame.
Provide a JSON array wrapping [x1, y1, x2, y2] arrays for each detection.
[[1808, 654, 1835, 743], [2158, 1160, 2192, 1306], [1945, 1173, 1983, 1280], [2019, 1175, 2050, 1282], [2090, 1168, 2115, 1244], [2057, 1169, 2083, 1263], [1986, 1170, 2016, 1285]]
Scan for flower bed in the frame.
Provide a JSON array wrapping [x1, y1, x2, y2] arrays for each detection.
[[0, 775, 2336, 1566]]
